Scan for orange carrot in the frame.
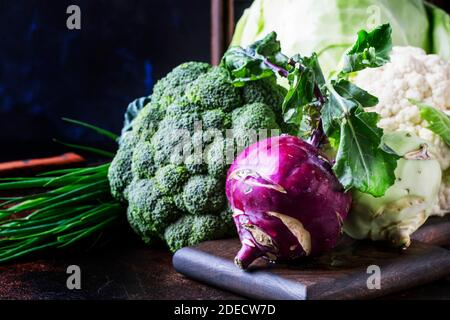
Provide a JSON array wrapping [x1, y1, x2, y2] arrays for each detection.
[[0, 153, 85, 176]]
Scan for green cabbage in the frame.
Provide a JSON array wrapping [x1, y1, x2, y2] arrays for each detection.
[[426, 2, 450, 60], [232, 0, 450, 76]]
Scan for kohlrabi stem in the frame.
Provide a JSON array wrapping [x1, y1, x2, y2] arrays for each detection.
[[264, 58, 289, 77], [310, 86, 327, 148], [310, 120, 325, 148], [234, 244, 264, 270], [279, 58, 327, 148]]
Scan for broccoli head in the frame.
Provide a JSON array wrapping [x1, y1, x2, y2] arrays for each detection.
[[109, 62, 289, 251]]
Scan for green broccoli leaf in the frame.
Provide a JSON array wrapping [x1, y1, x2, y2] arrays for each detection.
[[341, 23, 392, 75], [121, 96, 151, 136], [221, 32, 288, 86], [410, 99, 450, 146], [323, 80, 398, 197]]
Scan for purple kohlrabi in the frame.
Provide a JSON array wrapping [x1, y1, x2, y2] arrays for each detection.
[[226, 135, 351, 269]]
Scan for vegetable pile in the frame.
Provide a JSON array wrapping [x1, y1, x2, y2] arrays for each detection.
[[0, 14, 447, 269]]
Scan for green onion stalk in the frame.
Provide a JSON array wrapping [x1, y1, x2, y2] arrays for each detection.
[[0, 119, 123, 263]]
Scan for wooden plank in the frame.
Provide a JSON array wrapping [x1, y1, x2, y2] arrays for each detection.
[[173, 238, 450, 300], [210, 0, 234, 65], [210, 0, 223, 65], [411, 216, 450, 246]]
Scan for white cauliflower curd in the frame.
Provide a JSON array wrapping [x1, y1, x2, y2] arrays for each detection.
[[353, 46, 450, 216]]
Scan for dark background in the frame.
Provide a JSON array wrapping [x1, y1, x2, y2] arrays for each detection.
[[0, 0, 448, 161], [0, 0, 212, 161]]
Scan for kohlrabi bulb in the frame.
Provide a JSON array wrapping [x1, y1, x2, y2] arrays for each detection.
[[226, 135, 351, 269], [344, 131, 442, 248]]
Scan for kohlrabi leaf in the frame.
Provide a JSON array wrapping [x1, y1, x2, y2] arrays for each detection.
[[323, 80, 398, 197], [410, 99, 450, 146], [322, 79, 378, 135], [282, 54, 320, 126], [221, 32, 288, 86], [223, 24, 397, 197], [341, 24, 392, 74]]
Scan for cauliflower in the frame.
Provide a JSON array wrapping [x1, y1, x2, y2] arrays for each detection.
[[353, 46, 450, 216]]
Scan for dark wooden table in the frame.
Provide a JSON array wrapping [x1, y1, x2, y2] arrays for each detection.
[[0, 236, 242, 300], [0, 234, 449, 300]]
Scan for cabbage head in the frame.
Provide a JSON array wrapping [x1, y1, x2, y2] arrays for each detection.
[[232, 0, 450, 76]]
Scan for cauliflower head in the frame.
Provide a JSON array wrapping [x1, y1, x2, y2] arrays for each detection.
[[108, 62, 287, 251], [353, 46, 450, 216]]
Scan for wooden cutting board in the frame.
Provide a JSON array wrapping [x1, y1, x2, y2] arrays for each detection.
[[173, 235, 450, 300]]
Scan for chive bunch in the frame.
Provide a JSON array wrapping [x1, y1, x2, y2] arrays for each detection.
[[0, 119, 124, 263]]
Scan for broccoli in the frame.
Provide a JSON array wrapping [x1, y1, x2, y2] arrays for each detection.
[[186, 67, 242, 112], [109, 62, 289, 251], [241, 76, 297, 134], [152, 61, 211, 109], [121, 62, 211, 139], [108, 131, 138, 201], [164, 208, 234, 251], [242, 77, 286, 115]]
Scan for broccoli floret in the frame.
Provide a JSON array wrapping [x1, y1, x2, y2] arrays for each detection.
[[126, 205, 158, 245], [165, 102, 204, 118], [184, 154, 207, 175], [154, 164, 189, 194], [182, 175, 226, 214], [232, 102, 280, 130], [241, 78, 299, 134], [186, 67, 242, 112], [202, 109, 232, 129], [110, 62, 290, 252], [205, 138, 228, 177], [151, 62, 211, 109], [164, 209, 234, 251], [131, 141, 156, 179], [108, 131, 137, 201], [131, 100, 164, 141], [126, 178, 180, 235], [242, 77, 286, 114]]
